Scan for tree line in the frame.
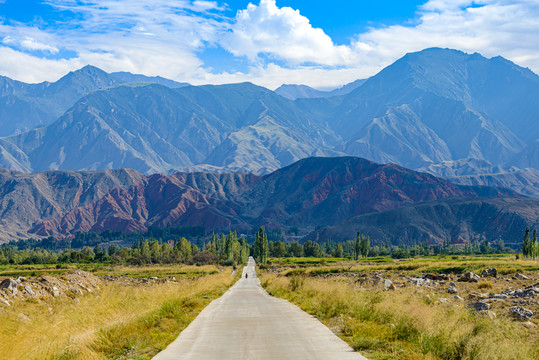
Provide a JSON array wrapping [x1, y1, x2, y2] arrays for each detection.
[[0, 227, 535, 266]]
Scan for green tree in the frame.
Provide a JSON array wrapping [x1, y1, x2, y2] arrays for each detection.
[[225, 231, 236, 261], [522, 227, 531, 257], [140, 239, 151, 264], [239, 236, 249, 264], [288, 241, 304, 257], [354, 231, 361, 261], [303, 241, 321, 257], [275, 240, 287, 258], [532, 229, 538, 259], [361, 235, 370, 259], [174, 237, 192, 263], [334, 244, 344, 258], [149, 240, 162, 263], [254, 227, 269, 264]]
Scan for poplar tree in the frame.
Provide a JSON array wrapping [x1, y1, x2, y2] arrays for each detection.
[[239, 235, 248, 264], [355, 231, 361, 261], [523, 227, 531, 257], [532, 229, 538, 259], [361, 235, 370, 259], [225, 231, 235, 261], [254, 227, 269, 264]]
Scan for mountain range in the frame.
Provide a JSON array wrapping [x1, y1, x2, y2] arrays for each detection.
[[0, 47, 538, 245], [274, 79, 367, 100], [0, 48, 537, 199], [1, 156, 533, 244], [0, 66, 188, 137], [0, 48, 537, 198]]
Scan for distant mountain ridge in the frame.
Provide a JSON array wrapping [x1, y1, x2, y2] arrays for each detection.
[[0, 48, 538, 196], [0, 156, 526, 243], [307, 197, 539, 245], [0, 66, 189, 137], [274, 79, 366, 100]]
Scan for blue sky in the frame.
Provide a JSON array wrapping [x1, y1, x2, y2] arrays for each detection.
[[0, 0, 538, 89]]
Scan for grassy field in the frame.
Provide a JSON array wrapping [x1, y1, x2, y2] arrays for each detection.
[[0, 264, 239, 360], [260, 255, 539, 360], [264, 254, 539, 275], [0, 263, 220, 278]]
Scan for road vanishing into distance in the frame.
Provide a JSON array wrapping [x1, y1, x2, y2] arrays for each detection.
[[153, 257, 367, 360]]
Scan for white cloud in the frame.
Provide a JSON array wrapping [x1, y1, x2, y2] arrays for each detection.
[[196, 63, 379, 90], [0, 0, 226, 82], [3, 35, 59, 54], [348, 0, 539, 77], [221, 0, 354, 66], [0, 0, 538, 89]]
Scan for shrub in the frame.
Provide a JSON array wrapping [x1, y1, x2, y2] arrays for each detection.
[[477, 280, 493, 289], [288, 275, 305, 292]]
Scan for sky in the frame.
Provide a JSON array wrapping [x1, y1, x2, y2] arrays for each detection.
[[0, 0, 538, 89]]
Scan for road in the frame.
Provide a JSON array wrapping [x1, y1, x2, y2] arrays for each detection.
[[153, 257, 367, 360]]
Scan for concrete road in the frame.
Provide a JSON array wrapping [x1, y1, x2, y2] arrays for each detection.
[[153, 257, 367, 360]]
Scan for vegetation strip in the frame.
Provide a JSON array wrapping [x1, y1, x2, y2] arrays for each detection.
[[0, 265, 240, 360], [260, 257, 539, 360]]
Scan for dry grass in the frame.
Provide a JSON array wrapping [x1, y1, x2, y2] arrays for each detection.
[[269, 255, 539, 277], [260, 263, 539, 360], [0, 266, 238, 360]]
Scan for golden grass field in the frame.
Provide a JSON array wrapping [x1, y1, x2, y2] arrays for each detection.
[[0, 265, 239, 360], [260, 255, 539, 360]]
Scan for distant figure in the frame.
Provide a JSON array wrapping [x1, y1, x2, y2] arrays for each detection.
[[246, 273, 248, 278]]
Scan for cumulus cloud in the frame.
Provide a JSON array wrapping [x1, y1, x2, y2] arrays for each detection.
[[0, 0, 226, 82], [339, 0, 539, 80], [0, 0, 538, 89], [221, 0, 354, 66]]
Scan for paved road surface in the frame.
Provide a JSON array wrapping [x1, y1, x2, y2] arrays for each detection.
[[153, 257, 367, 360]]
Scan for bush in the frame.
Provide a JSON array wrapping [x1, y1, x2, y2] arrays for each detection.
[[288, 275, 305, 292], [478, 280, 493, 289], [192, 252, 218, 265]]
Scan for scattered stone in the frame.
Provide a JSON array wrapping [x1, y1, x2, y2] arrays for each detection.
[[410, 278, 425, 286], [448, 286, 458, 294], [149, 277, 158, 280], [521, 321, 537, 329], [24, 285, 35, 296], [383, 279, 394, 291], [50, 286, 60, 297], [15, 276, 25, 284], [501, 287, 539, 299], [509, 305, 534, 320], [75, 289, 83, 296], [481, 268, 498, 278], [17, 313, 31, 322], [425, 273, 449, 281], [0, 297, 10, 306], [488, 293, 508, 299], [478, 310, 496, 320], [449, 282, 457, 287], [470, 301, 490, 311], [459, 272, 480, 283], [439, 298, 448, 303], [452, 295, 464, 301], [515, 273, 529, 280], [0, 278, 18, 295], [73, 298, 80, 304]]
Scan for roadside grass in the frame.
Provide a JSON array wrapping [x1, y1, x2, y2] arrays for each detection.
[[260, 259, 539, 360], [0, 263, 220, 278], [269, 255, 539, 277], [0, 267, 239, 360]]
